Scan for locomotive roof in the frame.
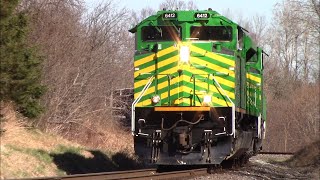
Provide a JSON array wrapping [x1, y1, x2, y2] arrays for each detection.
[[129, 9, 239, 33]]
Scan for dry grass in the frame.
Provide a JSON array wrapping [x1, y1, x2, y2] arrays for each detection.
[[0, 102, 137, 179], [282, 140, 320, 180], [287, 140, 320, 168], [0, 103, 82, 178], [0, 102, 79, 151], [89, 123, 134, 153], [57, 119, 134, 155], [1, 147, 59, 178], [1, 102, 26, 142], [1, 103, 60, 178]]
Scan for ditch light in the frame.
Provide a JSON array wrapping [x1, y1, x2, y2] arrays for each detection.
[[151, 95, 161, 104], [202, 95, 212, 106]]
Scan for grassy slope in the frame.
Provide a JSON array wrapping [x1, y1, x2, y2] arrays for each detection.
[[0, 104, 140, 179]]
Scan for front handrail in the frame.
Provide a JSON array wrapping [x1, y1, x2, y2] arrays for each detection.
[[212, 76, 236, 138], [131, 76, 155, 135]]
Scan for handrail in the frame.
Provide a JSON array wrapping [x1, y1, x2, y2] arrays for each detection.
[[212, 76, 236, 138], [131, 76, 155, 135]]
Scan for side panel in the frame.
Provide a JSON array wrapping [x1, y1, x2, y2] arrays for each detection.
[[246, 72, 262, 116], [235, 54, 247, 110]]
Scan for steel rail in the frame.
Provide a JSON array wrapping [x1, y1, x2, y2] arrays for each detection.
[[19, 169, 157, 180], [259, 151, 294, 155], [19, 168, 208, 180], [127, 168, 208, 180]]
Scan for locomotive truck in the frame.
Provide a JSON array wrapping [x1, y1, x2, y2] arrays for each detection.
[[129, 9, 266, 166]]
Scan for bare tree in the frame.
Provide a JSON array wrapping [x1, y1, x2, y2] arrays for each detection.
[[159, 0, 198, 10], [262, 0, 320, 152], [267, 0, 319, 81], [130, 7, 156, 28], [222, 0, 319, 152], [20, 0, 134, 150]]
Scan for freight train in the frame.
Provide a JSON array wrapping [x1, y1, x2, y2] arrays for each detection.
[[129, 9, 266, 166]]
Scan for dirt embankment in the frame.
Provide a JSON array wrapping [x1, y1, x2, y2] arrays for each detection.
[[0, 103, 140, 179], [286, 140, 319, 168]]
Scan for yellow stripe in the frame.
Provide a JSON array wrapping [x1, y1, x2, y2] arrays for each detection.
[[134, 46, 176, 67], [160, 87, 179, 99], [135, 80, 180, 105], [182, 86, 232, 106], [135, 74, 226, 100], [136, 86, 180, 106], [134, 68, 177, 94], [134, 67, 178, 97], [135, 85, 232, 107], [180, 73, 235, 99], [134, 54, 154, 67], [183, 65, 235, 92], [134, 66, 235, 99], [190, 45, 235, 66], [215, 76, 235, 90], [157, 46, 177, 57], [182, 97, 192, 105], [134, 86, 155, 102], [134, 55, 178, 78], [158, 55, 178, 68], [134, 66, 155, 78], [192, 57, 235, 78], [155, 106, 211, 111], [194, 80, 235, 99], [247, 73, 261, 83], [134, 70, 235, 100]]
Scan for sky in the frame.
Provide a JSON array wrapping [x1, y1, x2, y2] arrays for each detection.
[[85, 0, 281, 21]]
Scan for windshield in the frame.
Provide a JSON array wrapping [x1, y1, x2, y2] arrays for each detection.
[[142, 26, 181, 42], [190, 26, 233, 41]]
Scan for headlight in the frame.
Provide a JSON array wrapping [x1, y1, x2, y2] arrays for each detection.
[[203, 95, 212, 105], [151, 95, 160, 104], [180, 46, 190, 63]]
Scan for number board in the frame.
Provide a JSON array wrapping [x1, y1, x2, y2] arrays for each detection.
[[163, 13, 177, 19], [194, 13, 210, 19]]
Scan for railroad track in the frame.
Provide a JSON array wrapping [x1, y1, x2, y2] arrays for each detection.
[[19, 152, 294, 180], [259, 151, 294, 155], [23, 168, 208, 180]]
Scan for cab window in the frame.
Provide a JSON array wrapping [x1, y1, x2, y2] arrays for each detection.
[[142, 26, 181, 41], [190, 26, 232, 41]]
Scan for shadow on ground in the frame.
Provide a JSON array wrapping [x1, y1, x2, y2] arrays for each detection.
[[50, 150, 142, 175]]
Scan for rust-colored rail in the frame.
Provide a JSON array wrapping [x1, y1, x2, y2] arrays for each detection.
[[259, 151, 294, 155], [20, 169, 156, 180], [20, 168, 208, 180]]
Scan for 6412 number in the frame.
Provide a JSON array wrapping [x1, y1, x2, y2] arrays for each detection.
[[195, 13, 209, 19], [163, 13, 177, 19]]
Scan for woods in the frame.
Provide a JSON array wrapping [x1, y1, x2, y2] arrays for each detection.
[[263, 0, 320, 151], [0, 0, 45, 118], [1, 0, 319, 152]]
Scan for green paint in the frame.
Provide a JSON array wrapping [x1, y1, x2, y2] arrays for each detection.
[[131, 10, 265, 120]]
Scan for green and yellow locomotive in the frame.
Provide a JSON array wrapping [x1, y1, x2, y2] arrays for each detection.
[[129, 9, 266, 165]]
